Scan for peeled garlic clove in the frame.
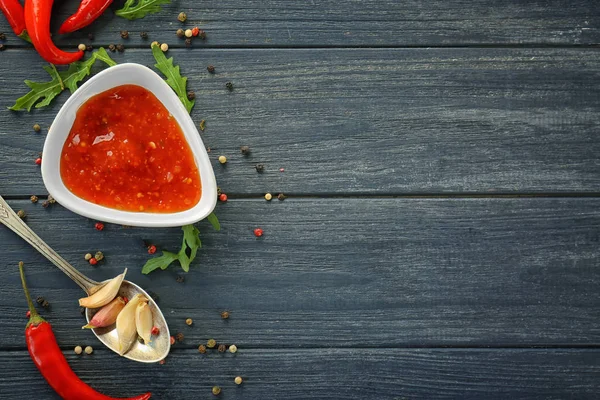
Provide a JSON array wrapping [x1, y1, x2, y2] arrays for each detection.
[[82, 296, 126, 329], [79, 269, 127, 308], [135, 301, 153, 344], [116, 294, 145, 355]]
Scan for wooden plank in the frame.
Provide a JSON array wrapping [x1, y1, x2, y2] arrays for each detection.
[[0, 1, 598, 47], [1, 348, 599, 399], [1, 198, 599, 348], [2, 48, 600, 195]]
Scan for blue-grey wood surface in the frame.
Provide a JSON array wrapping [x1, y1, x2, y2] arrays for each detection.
[[1, 1, 599, 399]]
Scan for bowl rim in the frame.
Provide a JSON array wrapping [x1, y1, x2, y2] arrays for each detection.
[[41, 63, 217, 227]]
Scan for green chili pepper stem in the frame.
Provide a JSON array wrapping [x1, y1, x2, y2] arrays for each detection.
[[19, 262, 45, 328]]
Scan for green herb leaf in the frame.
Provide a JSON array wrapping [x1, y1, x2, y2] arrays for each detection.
[[151, 44, 194, 113], [207, 212, 220, 231], [9, 65, 64, 111], [10, 48, 117, 111], [142, 225, 202, 274], [94, 47, 118, 67], [141, 251, 179, 274], [59, 56, 98, 94], [115, 0, 171, 20]]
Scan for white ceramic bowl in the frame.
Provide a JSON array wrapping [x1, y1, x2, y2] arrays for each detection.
[[41, 63, 217, 227]]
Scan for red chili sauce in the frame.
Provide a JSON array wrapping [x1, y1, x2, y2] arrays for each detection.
[[60, 84, 201, 213]]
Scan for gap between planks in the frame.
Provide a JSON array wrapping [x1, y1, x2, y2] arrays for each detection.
[[3, 193, 600, 201]]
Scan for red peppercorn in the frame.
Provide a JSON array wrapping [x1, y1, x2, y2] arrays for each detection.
[[191, 27, 200, 37], [170, 336, 175, 345], [89, 258, 98, 265], [148, 245, 157, 254], [123, 296, 129, 304], [151, 326, 160, 336], [94, 222, 104, 231], [26, 310, 31, 318], [35, 157, 42, 165], [219, 193, 228, 202], [159, 359, 166, 365], [254, 228, 264, 237]]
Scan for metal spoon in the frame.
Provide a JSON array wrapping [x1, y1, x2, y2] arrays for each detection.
[[0, 195, 170, 363]]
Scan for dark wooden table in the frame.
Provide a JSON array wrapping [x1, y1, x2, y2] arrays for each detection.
[[1, 1, 600, 399]]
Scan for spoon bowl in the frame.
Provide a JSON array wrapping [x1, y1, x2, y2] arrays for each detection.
[[87, 280, 170, 363], [0, 195, 170, 363]]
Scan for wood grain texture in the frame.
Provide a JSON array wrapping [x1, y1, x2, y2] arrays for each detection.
[[1, 348, 599, 399], [1, 48, 600, 195], [1, 198, 599, 348], [0, 0, 598, 47]]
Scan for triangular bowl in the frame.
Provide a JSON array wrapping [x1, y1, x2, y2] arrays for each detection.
[[41, 63, 216, 227]]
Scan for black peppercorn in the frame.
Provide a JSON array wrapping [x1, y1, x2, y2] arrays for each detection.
[[218, 344, 226, 353], [30, 195, 38, 203], [176, 275, 185, 283], [207, 65, 215, 73], [220, 311, 230, 319], [116, 44, 125, 52], [140, 31, 148, 39], [17, 210, 26, 219], [255, 164, 265, 173], [0, 44, 6, 51], [225, 82, 233, 91], [120, 30, 129, 39], [240, 146, 250, 155], [108, 44, 116, 52], [175, 332, 184, 342], [278, 193, 287, 201], [187, 90, 195, 100], [36, 296, 50, 309], [0, 33, 5, 41], [87, 33, 94, 40], [86, 45, 93, 52], [185, 38, 192, 47]]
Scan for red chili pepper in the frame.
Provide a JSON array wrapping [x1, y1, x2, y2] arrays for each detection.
[[0, 0, 28, 39], [24, 0, 83, 65], [58, 0, 113, 34], [19, 263, 151, 400]]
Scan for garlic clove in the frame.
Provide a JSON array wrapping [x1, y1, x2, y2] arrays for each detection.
[[135, 301, 153, 344], [79, 269, 127, 308], [82, 296, 126, 329], [116, 293, 145, 355]]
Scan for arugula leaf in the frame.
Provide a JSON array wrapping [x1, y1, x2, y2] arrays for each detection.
[[94, 47, 118, 68], [9, 65, 64, 111], [115, 0, 171, 20], [141, 251, 179, 274], [151, 43, 194, 113], [207, 212, 221, 231], [142, 225, 202, 274], [10, 48, 117, 111], [60, 56, 98, 94]]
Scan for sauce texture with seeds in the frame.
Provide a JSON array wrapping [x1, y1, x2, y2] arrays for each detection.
[[60, 84, 201, 213]]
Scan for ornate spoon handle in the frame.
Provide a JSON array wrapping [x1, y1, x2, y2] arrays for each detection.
[[0, 195, 99, 293]]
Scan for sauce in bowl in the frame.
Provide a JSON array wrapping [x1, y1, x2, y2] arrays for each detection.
[[60, 84, 201, 213]]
